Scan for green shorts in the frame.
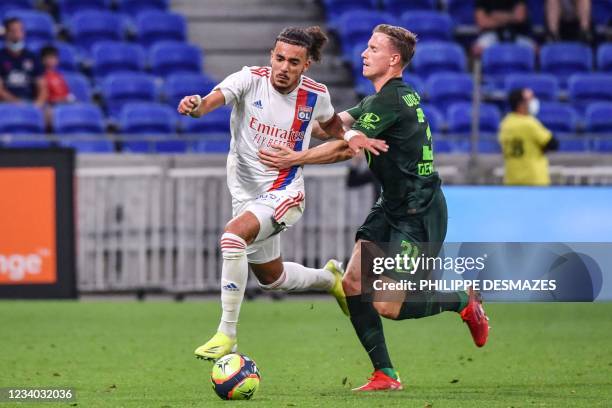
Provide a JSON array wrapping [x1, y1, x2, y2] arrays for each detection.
[[356, 189, 448, 282]]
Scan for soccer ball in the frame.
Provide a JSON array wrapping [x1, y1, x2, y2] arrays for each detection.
[[211, 353, 260, 400]]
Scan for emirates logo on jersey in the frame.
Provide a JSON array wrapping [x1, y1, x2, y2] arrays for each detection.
[[297, 105, 312, 121]]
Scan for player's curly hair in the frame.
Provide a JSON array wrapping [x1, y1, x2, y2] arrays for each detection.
[[275, 26, 328, 62], [373, 24, 418, 68]]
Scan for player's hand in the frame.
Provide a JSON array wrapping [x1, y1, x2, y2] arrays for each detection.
[[258, 145, 300, 169], [177, 95, 202, 117], [348, 134, 388, 156]]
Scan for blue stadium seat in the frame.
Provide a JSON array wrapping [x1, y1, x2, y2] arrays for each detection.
[[181, 106, 231, 134], [597, 43, 612, 72], [478, 137, 502, 153], [4, 10, 55, 43], [149, 41, 202, 77], [336, 10, 397, 54], [349, 42, 366, 75], [192, 136, 231, 153], [447, 102, 501, 135], [322, 0, 374, 28], [91, 41, 146, 79], [56, 0, 111, 18], [537, 103, 579, 133], [568, 74, 612, 113], [354, 75, 375, 97], [53, 103, 114, 152], [382, 0, 437, 14], [540, 43, 593, 86], [426, 73, 473, 111], [411, 42, 466, 78], [593, 139, 612, 152], [69, 11, 125, 52], [400, 11, 453, 42], [446, 0, 475, 25], [592, 0, 612, 25], [101, 73, 157, 118], [55, 42, 79, 72], [63, 72, 93, 102], [135, 10, 186, 47], [116, 0, 169, 16], [0, 0, 34, 10], [504, 74, 559, 101], [119, 102, 184, 152], [585, 102, 612, 133], [482, 44, 535, 85], [0, 104, 48, 148], [402, 73, 425, 95], [164, 73, 216, 108], [556, 136, 589, 152], [527, 0, 545, 25], [420, 103, 444, 133]]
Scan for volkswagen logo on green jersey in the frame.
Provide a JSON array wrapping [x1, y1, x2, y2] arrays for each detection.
[[357, 112, 380, 130]]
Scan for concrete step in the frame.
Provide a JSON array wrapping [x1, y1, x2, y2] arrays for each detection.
[[173, 0, 321, 20]]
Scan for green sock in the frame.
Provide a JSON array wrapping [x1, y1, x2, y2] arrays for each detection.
[[380, 367, 398, 380], [346, 295, 394, 372], [396, 290, 469, 320]]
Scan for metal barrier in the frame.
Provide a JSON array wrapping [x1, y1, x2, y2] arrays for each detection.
[[76, 165, 373, 293]]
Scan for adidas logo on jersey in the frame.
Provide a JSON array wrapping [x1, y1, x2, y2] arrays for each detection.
[[222, 282, 240, 291], [252, 100, 263, 109]]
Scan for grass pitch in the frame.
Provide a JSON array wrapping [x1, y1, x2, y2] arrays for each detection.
[[1, 300, 611, 407]]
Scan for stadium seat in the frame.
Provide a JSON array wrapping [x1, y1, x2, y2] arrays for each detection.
[[382, 0, 437, 14], [568, 74, 612, 113], [540, 43, 593, 86], [446, 0, 475, 25], [592, 0, 612, 25], [420, 103, 444, 133], [400, 11, 453, 42], [53, 103, 114, 152], [349, 42, 366, 75], [164, 73, 216, 108], [427, 73, 473, 111], [411, 42, 467, 78], [69, 11, 125, 52], [91, 41, 146, 79], [402, 73, 425, 95], [192, 136, 231, 153], [116, 0, 169, 16], [3, 10, 55, 44], [336, 10, 397, 54], [597, 43, 612, 72], [478, 137, 502, 153], [180, 106, 231, 134], [482, 44, 535, 87], [527, 0, 545, 26], [101, 73, 157, 118], [56, 0, 112, 18], [119, 102, 184, 152], [536, 103, 579, 133], [585, 102, 612, 133], [135, 10, 186, 47], [149, 41, 202, 77], [354, 75, 375, 97], [63, 72, 93, 102], [0, 0, 34, 10], [55, 42, 79, 72], [504, 74, 559, 101], [556, 136, 589, 152], [322, 0, 373, 28], [0, 104, 49, 148], [447, 102, 501, 135]]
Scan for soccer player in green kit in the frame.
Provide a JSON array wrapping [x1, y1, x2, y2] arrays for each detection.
[[258, 24, 490, 392]]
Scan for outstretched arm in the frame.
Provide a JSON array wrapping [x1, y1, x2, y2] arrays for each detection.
[[177, 89, 226, 118], [316, 111, 388, 156], [258, 140, 354, 170]]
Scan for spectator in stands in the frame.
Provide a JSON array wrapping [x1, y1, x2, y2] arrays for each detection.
[[0, 18, 47, 106], [472, 0, 535, 57], [498, 88, 559, 186], [41, 45, 73, 130], [546, 0, 592, 43]]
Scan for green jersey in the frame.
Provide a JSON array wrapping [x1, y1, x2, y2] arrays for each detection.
[[347, 77, 441, 217]]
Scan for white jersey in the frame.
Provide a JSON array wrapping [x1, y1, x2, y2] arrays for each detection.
[[216, 66, 335, 202]]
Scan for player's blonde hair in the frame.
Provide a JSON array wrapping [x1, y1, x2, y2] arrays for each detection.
[[275, 26, 328, 62], [373, 24, 418, 68]]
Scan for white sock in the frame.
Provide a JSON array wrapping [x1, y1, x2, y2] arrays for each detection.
[[217, 232, 248, 339], [259, 262, 334, 292]]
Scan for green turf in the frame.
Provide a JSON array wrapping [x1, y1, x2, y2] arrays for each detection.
[[0, 300, 611, 407]]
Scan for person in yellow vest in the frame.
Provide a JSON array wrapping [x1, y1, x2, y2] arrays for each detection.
[[498, 88, 559, 185]]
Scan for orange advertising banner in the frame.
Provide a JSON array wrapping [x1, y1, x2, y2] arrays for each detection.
[[0, 167, 57, 285]]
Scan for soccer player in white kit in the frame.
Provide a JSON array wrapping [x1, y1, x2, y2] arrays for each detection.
[[177, 26, 388, 360]]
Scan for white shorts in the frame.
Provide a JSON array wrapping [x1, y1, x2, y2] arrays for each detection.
[[232, 189, 305, 264]]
